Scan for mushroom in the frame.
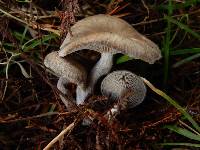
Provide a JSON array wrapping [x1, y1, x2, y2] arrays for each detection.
[[59, 14, 161, 100], [44, 51, 88, 108], [101, 70, 146, 114]]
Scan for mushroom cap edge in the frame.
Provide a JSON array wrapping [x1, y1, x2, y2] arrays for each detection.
[[44, 51, 87, 84], [59, 14, 162, 64]]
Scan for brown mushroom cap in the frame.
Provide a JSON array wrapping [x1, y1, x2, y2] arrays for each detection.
[[101, 70, 147, 108], [59, 14, 161, 64], [44, 51, 87, 84]]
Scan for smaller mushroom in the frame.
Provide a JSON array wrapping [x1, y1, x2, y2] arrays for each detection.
[[101, 70, 146, 115], [44, 51, 88, 109]]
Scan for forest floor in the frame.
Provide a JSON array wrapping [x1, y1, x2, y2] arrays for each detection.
[[0, 0, 200, 149]]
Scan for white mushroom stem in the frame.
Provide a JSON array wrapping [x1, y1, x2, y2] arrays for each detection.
[[76, 83, 90, 105], [88, 52, 113, 93], [75, 52, 113, 103], [105, 104, 119, 121], [57, 77, 89, 106], [57, 77, 73, 108], [57, 77, 68, 95]]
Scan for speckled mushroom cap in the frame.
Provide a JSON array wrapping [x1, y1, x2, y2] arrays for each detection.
[[59, 14, 161, 64], [44, 51, 87, 85], [101, 70, 147, 108]]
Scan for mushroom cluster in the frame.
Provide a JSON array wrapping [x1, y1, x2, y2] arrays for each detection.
[[44, 14, 161, 111]]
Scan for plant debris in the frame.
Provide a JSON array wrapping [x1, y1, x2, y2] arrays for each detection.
[[0, 0, 200, 149]]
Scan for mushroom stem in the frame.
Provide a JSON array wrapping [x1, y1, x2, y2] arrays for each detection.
[[76, 84, 90, 105], [105, 104, 119, 121], [57, 77, 74, 109], [74, 52, 113, 105], [88, 52, 113, 92], [57, 77, 68, 95], [57, 77, 89, 107]]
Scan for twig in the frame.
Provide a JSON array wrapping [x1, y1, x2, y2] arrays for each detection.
[[0, 8, 60, 35], [43, 121, 75, 150], [141, 0, 149, 21], [0, 112, 73, 123], [132, 9, 200, 27]]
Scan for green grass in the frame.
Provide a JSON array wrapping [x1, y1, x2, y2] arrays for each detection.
[[173, 53, 200, 68], [164, 16, 200, 39], [170, 48, 200, 55], [0, 28, 58, 102], [142, 77, 200, 133], [157, 0, 200, 10], [165, 125, 200, 141], [162, 0, 173, 83], [116, 55, 133, 64], [141, 78, 200, 148], [156, 0, 200, 10], [22, 33, 57, 52], [164, 16, 200, 68]]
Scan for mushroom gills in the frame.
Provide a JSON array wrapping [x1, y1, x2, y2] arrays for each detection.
[[101, 70, 147, 109]]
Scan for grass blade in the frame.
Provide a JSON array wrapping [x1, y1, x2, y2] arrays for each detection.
[[165, 125, 200, 141], [20, 26, 29, 45], [164, 16, 200, 39], [163, 0, 173, 83], [157, 0, 200, 10], [173, 53, 200, 68], [141, 77, 200, 133], [22, 34, 57, 51], [116, 55, 133, 64], [170, 48, 200, 55], [14, 61, 30, 78]]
